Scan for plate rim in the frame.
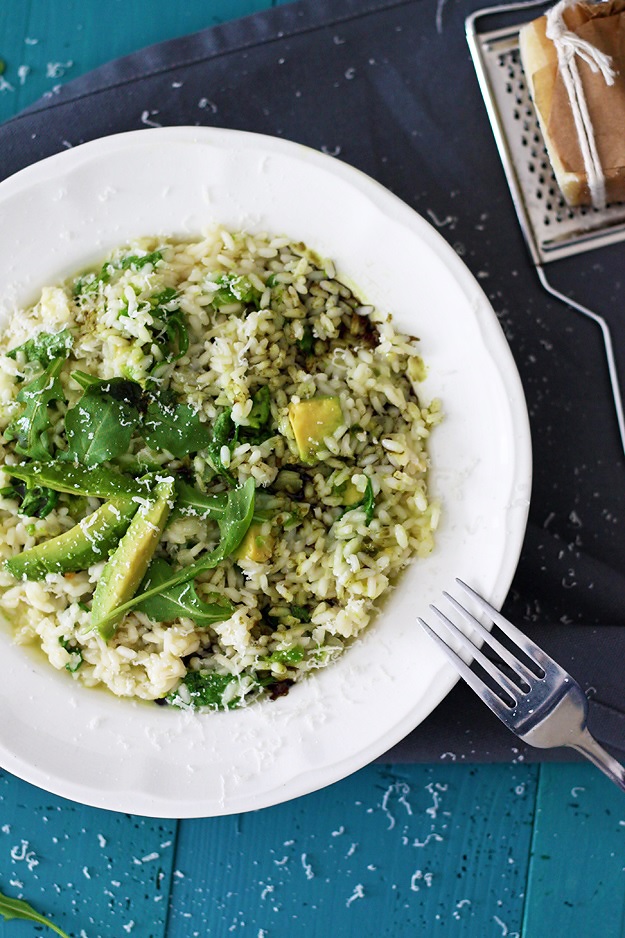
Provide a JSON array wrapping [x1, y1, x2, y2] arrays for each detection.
[[0, 126, 532, 817]]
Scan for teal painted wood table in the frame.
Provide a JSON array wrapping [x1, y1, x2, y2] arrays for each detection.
[[0, 2, 624, 937]]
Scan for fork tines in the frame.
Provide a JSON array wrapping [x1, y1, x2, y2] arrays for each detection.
[[417, 579, 550, 710]]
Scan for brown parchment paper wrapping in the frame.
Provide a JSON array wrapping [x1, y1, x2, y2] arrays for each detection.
[[521, 0, 625, 205]]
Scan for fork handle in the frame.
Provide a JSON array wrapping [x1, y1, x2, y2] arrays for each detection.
[[571, 729, 625, 793]]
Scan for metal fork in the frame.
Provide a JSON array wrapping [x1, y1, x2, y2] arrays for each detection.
[[418, 579, 625, 792]]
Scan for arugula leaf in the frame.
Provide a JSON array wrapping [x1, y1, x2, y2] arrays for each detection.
[[206, 409, 237, 483], [4, 460, 147, 499], [174, 480, 269, 526], [202, 393, 273, 479], [262, 645, 306, 665], [143, 393, 211, 458], [150, 287, 177, 306], [211, 273, 260, 308], [360, 477, 375, 525], [166, 477, 255, 575], [149, 289, 188, 363], [0, 888, 72, 938], [169, 312, 189, 359], [70, 370, 101, 390], [120, 250, 162, 270], [0, 478, 59, 518], [239, 386, 275, 446], [174, 481, 228, 518], [137, 557, 233, 626], [73, 262, 112, 296], [247, 385, 270, 429], [19, 481, 58, 518], [92, 478, 255, 632], [7, 329, 73, 366], [65, 379, 143, 466], [4, 357, 65, 460], [59, 636, 83, 673], [73, 251, 162, 296], [296, 325, 315, 355], [167, 670, 237, 709]]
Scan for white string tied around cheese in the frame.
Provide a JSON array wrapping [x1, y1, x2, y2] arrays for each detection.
[[546, 0, 615, 209]]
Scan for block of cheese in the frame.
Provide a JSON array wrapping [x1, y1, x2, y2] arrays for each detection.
[[519, 0, 625, 206]]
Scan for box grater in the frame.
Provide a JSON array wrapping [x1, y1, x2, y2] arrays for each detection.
[[466, 0, 625, 453]]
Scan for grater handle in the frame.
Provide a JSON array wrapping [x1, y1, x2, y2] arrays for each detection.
[[537, 264, 625, 458]]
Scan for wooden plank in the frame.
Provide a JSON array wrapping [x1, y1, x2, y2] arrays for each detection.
[[0, 769, 177, 938], [0, 0, 288, 125], [523, 763, 625, 937], [167, 763, 538, 937]]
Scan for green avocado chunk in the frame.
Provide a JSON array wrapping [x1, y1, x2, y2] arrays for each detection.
[[288, 396, 343, 464], [91, 477, 175, 640], [335, 478, 365, 507], [5, 497, 139, 581]]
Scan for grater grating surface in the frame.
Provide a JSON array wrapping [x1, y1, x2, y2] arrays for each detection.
[[467, 0, 625, 454], [467, 3, 625, 265]]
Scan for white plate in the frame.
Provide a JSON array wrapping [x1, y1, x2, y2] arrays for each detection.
[[0, 127, 531, 818]]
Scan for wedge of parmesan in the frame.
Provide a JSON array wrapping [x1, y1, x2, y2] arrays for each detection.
[[519, 0, 625, 206]]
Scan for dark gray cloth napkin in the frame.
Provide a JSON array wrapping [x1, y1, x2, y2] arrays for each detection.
[[2, 0, 624, 762]]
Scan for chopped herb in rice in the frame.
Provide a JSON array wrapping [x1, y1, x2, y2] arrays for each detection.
[[0, 229, 441, 709]]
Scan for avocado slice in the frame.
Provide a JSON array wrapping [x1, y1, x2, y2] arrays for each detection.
[[233, 522, 274, 563], [288, 396, 343, 464], [91, 477, 175, 640], [335, 478, 364, 507], [5, 498, 139, 581]]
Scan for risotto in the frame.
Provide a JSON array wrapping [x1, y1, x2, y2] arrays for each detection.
[[0, 229, 440, 710]]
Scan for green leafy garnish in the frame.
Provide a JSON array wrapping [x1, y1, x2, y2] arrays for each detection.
[[92, 478, 255, 632], [150, 287, 177, 306], [0, 480, 58, 519], [174, 480, 269, 526], [3, 478, 59, 519], [59, 636, 83, 672], [149, 289, 188, 363], [0, 888, 72, 938], [360, 477, 375, 524], [262, 645, 306, 665], [120, 250, 162, 270], [206, 409, 237, 483], [143, 393, 210, 458], [70, 370, 101, 390], [174, 480, 229, 519], [73, 262, 112, 296], [137, 557, 233, 626], [211, 273, 260, 308], [73, 251, 161, 296], [341, 477, 375, 525], [4, 357, 65, 460], [3, 460, 147, 499], [246, 385, 271, 431], [161, 311, 188, 361], [7, 329, 73, 367], [167, 670, 237, 709], [296, 325, 315, 355], [203, 392, 273, 479], [244, 384, 274, 443], [65, 379, 143, 466], [290, 605, 311, 623]]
